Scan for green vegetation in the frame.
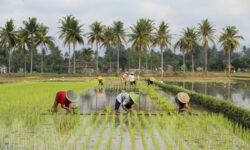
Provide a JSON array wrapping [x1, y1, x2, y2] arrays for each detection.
[[1, 17, 249, 74], [0, 80, 249, 149], [137, 81, 175, 110]]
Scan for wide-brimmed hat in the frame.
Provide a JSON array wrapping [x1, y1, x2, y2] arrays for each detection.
[[97, 76, 103, 80], [177, 92, 190, 103], [149, 77, 155, 81], [66, 90, 80, 102], [129, 92, 139, 104], [125, 71, 129, 74], [130, 72, 134, 75]]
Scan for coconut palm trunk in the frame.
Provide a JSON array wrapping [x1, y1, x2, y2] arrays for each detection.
[[8, 50, 11, 73], [183, 53, 186, 73], [109, 46, 112, 73], [41, 48, 44, 73], [30, 37, 35, 74], [161, 48, 164, 77], [73, 45, 76, 73], [30, 48, 33, 74], [146, 51, 148, 74], [24, 53, 27, 74], [139, 51, 141, 74], [96, 43, 99, 74], [117, 46, 119, 74], [23, 46, 27, 75], [192, 52, 195, 72], [204, 41, 208, 72], [228, 48, 231, 78], [68, 45, 71, 73]]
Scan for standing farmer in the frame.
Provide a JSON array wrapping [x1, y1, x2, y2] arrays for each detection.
[[51, 90, 79, 113], [128, 72, 136, 86], [175, 92, 191, 113], [121, 72, 129, 86], [115, 91, 139, 112]]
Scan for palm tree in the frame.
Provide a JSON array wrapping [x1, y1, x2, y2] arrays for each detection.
[[129, 19, 154, 74], [87, 21, 104, 74], [153, 21, 171, 77], [58, 15, 84, 73], [0, 19, 18, 73], [184, 27, 198, 72], [219, 26, 243, 78], [174, 31, 189, 73], [197, 19, 216, 73], [18, 27, 30, 74], [101, 26, 114, 73], [112, 21, 126, 74], [23, 17, 39, 74], [36, 24, 54, 73]]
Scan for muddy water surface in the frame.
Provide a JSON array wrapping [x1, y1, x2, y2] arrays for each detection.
[[78, 88, 160, 114]]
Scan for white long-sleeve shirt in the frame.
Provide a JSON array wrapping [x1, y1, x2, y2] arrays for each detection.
[[128, 75, 135, 82], [116, 92, 130, 105]]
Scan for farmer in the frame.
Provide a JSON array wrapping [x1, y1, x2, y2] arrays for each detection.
[[51, 90, 79, 113], [175, 92, 191, 113], [115, 91, 139, 112], [97, 76, 104, 86], [146, 77, 155, 86], [121, 72, 129, 86], [128, 72, 136, 86]]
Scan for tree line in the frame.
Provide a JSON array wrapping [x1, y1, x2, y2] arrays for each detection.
[[0, 16, 246, 76]]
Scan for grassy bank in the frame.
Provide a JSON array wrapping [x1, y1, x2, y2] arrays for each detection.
[[154, 81, 250, 129]]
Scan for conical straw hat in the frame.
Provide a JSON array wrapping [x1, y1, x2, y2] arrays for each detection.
[[97, 76, 103, 80], [177, 92, 190, 103], [149, 77, 155, 81], [66, 90, 79, 102], [129, 92, 139, 104]]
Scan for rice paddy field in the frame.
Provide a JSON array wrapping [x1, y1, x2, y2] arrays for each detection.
[[0, 79, 250, 150]]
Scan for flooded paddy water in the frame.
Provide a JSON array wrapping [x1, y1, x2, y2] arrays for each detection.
[[78, 86, 208, 114]]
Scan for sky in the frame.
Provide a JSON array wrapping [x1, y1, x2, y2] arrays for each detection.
[[0, 0, 249, 55]]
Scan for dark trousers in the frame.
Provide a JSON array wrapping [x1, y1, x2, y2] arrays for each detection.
[[130, 81, 136, 86], [115, 99, 121, 110]]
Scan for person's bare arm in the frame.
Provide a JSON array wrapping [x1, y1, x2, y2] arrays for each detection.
[[121, 104, 128, 112], [62, 105, 71, 112]]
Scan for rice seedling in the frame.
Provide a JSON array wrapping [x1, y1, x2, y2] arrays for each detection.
[[106, 112, 115, 150], [93, 112, 109, 150], [134, 111, 148, 150], [141, 112, 160, 150], [118, 113, 123, 150], [148, 113, 174, 148], [82, 112, 102, 149], [127, 113, 136, 150]]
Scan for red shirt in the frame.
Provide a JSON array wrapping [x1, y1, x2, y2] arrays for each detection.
[[55, 91, 68, 107]]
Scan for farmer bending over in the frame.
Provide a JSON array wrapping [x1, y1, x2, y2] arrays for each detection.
[[51, 90, 79, 113], [146, 77, 155, 86], [115, 91, 139, 112], [175, 92, 191, 113]]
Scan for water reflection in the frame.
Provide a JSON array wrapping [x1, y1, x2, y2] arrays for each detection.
[[164, 81, 250, 109], [78, 88, 160, 114]]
